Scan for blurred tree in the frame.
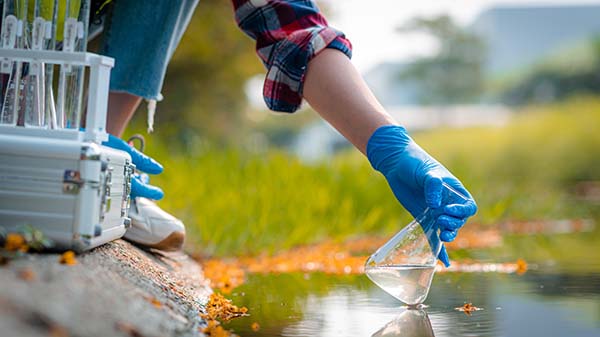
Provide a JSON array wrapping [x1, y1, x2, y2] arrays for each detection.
[[397, 15, 486, 105], [501, 37, 600, 106], [133, 0, 264, 150]]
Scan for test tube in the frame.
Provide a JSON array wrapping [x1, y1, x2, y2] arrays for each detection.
[[56, 0, 87, 129], [45, 0, 58, 129], [0, 0, 26, 126], [23, 0, 53, 127]]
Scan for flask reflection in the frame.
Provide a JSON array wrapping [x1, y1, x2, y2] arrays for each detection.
[[371, 309, 435, 337]]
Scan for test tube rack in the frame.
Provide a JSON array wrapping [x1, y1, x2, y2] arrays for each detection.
[[0, 48, 114, 143]]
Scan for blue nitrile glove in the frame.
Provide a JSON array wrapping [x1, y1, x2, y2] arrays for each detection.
[[366, 125, 477, 267], [103, 134, 165, 200], [130, 173, 164, 200]]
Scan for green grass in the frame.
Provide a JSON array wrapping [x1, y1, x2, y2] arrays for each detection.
[[145, 148, 402, 256], [414, 97, 600, 223], [135, 97, 600, 257]]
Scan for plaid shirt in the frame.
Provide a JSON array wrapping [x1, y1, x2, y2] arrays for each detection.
[[232, 0, 352, 112]]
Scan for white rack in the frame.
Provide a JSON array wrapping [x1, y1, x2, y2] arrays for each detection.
[[0, 48, 114, 143]]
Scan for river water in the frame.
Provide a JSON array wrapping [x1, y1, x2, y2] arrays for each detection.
[[223, 239, 600, 336]]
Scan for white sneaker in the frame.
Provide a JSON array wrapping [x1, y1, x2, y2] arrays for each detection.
[[124, 197, 186, 251]]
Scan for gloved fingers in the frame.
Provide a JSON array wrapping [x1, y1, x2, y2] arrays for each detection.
[[440, 229, 458, 242], [130, 175, 164, 200], [105, 134, 163, 174], [438, 244, 450, 267], [130, 148, 163, 175], [424, 174, 443, 208], [437, 214, 466, 231], [444, 201, 478, 218]]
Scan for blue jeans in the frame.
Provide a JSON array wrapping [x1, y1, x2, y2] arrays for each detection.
[[100, 0, 199, 101]]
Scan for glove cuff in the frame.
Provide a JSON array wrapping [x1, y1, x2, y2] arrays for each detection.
[[366, 125, 413, 175]]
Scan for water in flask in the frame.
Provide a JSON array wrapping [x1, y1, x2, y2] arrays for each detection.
[[366, 265, 435, 306]]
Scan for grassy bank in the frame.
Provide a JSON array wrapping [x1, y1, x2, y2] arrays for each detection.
[[138, 97, 600, 257]]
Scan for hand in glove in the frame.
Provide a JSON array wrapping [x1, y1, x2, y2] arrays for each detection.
[[104, 134, 164, 200], [367, 125, 477, 266]]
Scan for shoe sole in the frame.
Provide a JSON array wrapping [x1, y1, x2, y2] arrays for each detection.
[[135, 231, 185, 252]]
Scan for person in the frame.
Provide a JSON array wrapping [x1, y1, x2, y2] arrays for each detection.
[[101, 0, 477, 266]]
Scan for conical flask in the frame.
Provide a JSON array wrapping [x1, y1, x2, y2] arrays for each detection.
[[365, 183, 468, 306]]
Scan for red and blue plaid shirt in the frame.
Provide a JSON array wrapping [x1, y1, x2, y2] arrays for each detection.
[[232, 0, 352, 112]]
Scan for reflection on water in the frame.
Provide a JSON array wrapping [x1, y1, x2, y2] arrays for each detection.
[[225, 267, 600, 337], [371, 309, 434, 337], [221, 229, 600, 336]]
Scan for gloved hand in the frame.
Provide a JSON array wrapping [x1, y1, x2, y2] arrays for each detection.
[[366, 125, 477, 267], [103, 134, 165, 200]]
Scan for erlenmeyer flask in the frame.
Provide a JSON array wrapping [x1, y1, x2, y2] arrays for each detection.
[[365, 182, 468, 306]]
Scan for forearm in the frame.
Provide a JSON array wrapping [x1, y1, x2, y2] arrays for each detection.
[[233, 0, 392, 149], [303, 49, 396, 154]]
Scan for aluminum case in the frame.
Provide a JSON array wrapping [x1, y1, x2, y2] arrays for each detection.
[[0, 128, 134, 251]]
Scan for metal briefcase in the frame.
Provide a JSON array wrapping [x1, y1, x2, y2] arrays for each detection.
[[0, 130, 134, 251]]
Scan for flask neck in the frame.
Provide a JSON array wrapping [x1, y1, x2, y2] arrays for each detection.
[[416, 207, 443, 261]]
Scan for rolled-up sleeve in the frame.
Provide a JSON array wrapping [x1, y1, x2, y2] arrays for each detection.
[[232, 0, 352, 112]]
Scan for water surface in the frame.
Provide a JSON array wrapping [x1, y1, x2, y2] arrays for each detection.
[[224, 232, 600, 336]]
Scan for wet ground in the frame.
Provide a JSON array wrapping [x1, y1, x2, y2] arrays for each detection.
[[218, 230, 600, 337]]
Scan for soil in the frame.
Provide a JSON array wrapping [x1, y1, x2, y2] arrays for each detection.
[[0, 239, 212, 337]]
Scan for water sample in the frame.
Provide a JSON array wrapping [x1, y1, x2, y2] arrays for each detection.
[[366, 265, 435, 306], [365, 183, 470, 305]]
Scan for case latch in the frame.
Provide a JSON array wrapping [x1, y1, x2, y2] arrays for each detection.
[[63, 170, 82, 193], [99, 162, 113, 221], [121, 160, 134, 217]]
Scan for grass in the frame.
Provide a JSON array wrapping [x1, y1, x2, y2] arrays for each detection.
[[145, 148, 401, 256], [134, 97, 600, 257], [413, 97, 600, 223]]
